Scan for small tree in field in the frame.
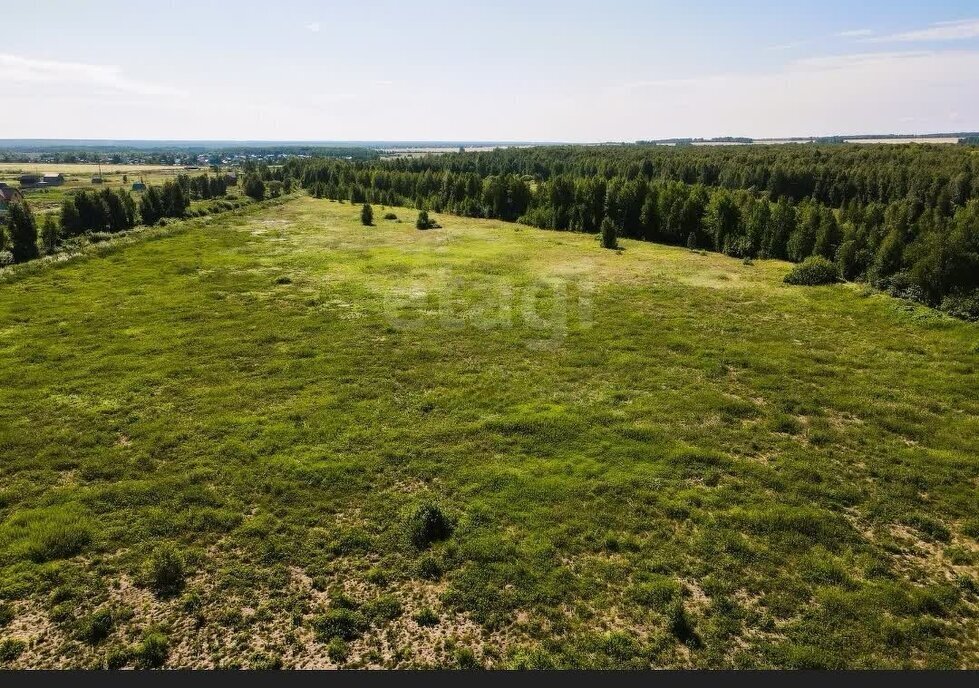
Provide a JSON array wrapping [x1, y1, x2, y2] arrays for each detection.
[[361, 203, 374, 226], [41, 214, 60, 254], [600, 217, 618, 249], [687, 231, 697, 250], [243, 175, 265, 201], [416, 210, 432, 230], [8, 202, 39, 263]]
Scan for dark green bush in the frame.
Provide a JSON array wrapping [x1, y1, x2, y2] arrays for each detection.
[[413, 607, 439, 627], [363, 595, 403, 623], [144, 544, 186, 596], [0, 638, 26, 663], [416, 211, 439, 230], [136, 631, 169, 668], [0, 603, 13, 628], [77, 608, 114, 645], [415, 552, 444, 580], [312, 608, 366, 641], [784, 256, 840, 285], [104, 645, 132, 669], [406, 502, 453, 549], [382, 212, 398, 220], [327, 637, 349, 663]]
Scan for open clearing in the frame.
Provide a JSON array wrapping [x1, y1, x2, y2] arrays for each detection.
[[0, 197, 977, 668]]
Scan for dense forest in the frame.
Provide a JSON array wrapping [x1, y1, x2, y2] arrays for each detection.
[[284, 144, 979, 318]]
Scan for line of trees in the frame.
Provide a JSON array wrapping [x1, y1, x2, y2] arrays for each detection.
[[0, 172, 250, 265], [283, 146, 979, 318]]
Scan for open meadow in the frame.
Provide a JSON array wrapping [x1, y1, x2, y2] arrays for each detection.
[[0, 196, 977, 668]]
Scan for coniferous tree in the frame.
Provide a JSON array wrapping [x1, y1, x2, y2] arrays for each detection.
[[244, 175, 265, 201], [41, 214, 59, 254], [361, 203, 374, 226], [60, 198, 82, 237], [8, 202, 39, 263], [601, 216, 618, 249]]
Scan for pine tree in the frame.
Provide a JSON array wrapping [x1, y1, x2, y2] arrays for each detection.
[[59, 198, 82, 237], [41, 214, 59, 254], [601, 216, 618, 249], [8, 202, 39, 263], [361, 203, 374, 226]]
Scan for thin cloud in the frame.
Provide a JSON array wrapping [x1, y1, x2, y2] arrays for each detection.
[[867, 18, 979, 43], [837, 29, 873, 38], [614, 50, 979, 138], [766, 41, 808, 51], [0, 53, 186, 97], [305, 22, 321, 32]]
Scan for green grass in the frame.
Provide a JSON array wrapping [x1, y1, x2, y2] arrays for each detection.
[[0, 196, 977, 668]]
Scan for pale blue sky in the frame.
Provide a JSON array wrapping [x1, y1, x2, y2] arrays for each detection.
[[2, 1, 978, 141]]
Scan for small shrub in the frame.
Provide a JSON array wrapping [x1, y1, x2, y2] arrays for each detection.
[[784, 256, 839, 286], [0, 638, 26, 663], [329, 589, 358, 610], [770, 414, 803, 435], [144, 544, 186, 596], [406, 502, 453, 549], [413, 607, 439, 627], [383, 212, 398, 221], [327, 637, 349, 663], [105, 644, 132, 669], [416, 211, 439, 230], [49, 601, 75, 623], [365, 567, 388, 586], [455, 646, 480, 669], [940, 292, 979, 321], [665, 599, 699, 646], [275, 275, 292, 285], [0, 603, 13, 628], [312, 608, 366, 641], [136, 630, 169, 668], [904, 514, 951, 543], [415, 552, 444, 580], [250, 652, 283, 670], [77, 608, 114, 645], [363, 595, 403, 623]]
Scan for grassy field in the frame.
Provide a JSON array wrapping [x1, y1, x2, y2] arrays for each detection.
[[0, 196, 977, 668]]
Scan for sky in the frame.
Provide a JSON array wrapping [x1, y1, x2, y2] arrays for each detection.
[[2, 0, 979, 142]]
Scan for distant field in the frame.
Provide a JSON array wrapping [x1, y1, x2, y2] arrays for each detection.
[[0, 162, 195, 175], [0, 197, 977, 668], [844, 137, 961, 145]]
